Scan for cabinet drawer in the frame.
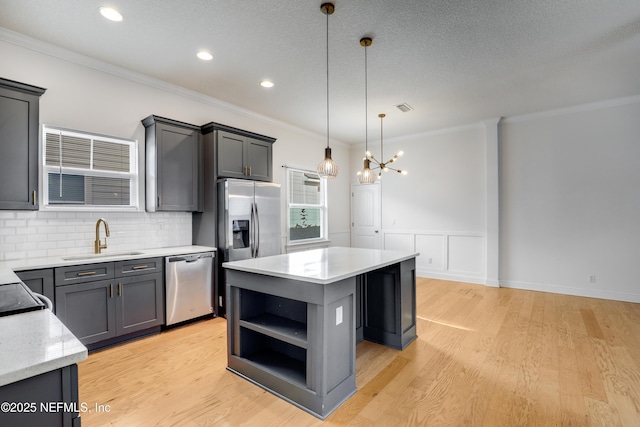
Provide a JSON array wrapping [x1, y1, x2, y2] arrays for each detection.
[[115, 257, 163, 277], [55, 263, 114, 285]]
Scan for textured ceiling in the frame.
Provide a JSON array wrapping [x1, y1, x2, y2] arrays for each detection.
[[1, 0, 640, 144]]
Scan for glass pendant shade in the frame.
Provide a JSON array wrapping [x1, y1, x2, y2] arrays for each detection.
[[357, 158, 377, 184], [317, 147, 339, 178]]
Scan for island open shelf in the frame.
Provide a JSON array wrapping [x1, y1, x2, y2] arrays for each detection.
[[238, 328, 307, 387], [237, 290, 308, 348], [224, 247, 417, 419]]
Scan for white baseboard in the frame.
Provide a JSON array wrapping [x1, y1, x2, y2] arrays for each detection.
[[416, 269, 486, 286], [500, 280, 640, 303]]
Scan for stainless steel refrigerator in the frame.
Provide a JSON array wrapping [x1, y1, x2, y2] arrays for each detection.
[[217, 178, 281, 315]]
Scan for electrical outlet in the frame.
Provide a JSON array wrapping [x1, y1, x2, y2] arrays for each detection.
[[336, 306, 343, 325], [427, 257, 433, 264], [588, 274, 596, 283]]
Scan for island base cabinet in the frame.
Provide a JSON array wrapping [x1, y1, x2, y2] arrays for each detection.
[[0, 364, 81, 427], [363, 258, 417, 350], [226, 272, 357, 419]]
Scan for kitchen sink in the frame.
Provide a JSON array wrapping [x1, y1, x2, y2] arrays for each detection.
[[61, 251, 145, 261]]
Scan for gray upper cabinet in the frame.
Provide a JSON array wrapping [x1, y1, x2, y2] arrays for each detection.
[[202, 122, 275, 182], [216, 131, 245, 178], [142, 115, 203, 212], [245, 138, 273, 181], [0, 78, 46, 210]]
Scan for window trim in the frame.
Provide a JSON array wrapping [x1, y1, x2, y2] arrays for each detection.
[[285, 167, 329, 247], [41, 125, 139, 211]]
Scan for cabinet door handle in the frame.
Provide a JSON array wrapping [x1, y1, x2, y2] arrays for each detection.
[[77, 271, 96, 277], [110, 283, 113, 298], [32, 190, 37, 206], [132, 265, 148, 270], [248, 166, 252, 176], [118, 282, 122, 297]]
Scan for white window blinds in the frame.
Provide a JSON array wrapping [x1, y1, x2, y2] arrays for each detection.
[[42, 126, 138, 208]]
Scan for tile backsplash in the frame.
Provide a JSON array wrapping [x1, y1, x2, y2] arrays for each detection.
[[0, 211, 192, 261]]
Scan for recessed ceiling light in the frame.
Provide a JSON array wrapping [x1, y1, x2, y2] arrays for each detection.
[[260, 80, 274, 88], [197, 51, 213, 61], [99, 7, 123, 22]]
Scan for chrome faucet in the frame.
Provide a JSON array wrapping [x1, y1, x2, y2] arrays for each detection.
[[94, 218, 110, 254]]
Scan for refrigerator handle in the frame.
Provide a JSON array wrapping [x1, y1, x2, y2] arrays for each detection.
[[254, 202, 260, 257], [250, 202, 257, 258]]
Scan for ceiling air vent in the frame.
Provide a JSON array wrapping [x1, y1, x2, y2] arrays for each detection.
[[395, 103, 414, 113]]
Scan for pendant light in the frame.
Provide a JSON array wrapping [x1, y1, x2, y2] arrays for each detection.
[[356, 37, 377, 185], [316, 2, 339, 178], [369, 113, 408, 178]]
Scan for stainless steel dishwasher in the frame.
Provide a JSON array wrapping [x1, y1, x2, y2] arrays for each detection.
[[165, 252, 214, 326]]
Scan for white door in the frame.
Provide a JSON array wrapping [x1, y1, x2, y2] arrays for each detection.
[[351, 183, 381, 249]]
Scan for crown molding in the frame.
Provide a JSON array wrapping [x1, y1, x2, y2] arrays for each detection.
[[378, 122, 485, 147], [502, 94, 640, 124], [0, 26, 348, 148]]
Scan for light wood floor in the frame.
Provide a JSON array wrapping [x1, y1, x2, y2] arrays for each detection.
[[78, 278, 640, 426]]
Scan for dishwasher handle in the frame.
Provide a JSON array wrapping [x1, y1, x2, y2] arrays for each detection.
[[167, 252, 215, 263]]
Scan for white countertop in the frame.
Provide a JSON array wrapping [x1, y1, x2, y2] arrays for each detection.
[[0, 245, 216, 286], [223, 247, 418, 284], [0, 309, 88, 387]]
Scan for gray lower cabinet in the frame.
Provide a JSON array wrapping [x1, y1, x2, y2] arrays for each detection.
[[201, 122, 275, 182], [116, 273, 164, 336], [54, 258, 164, 349], [142, 115, 203, 212], [15, 268, 55, 311], [0, 364, 81, 427], [0, 78, 46, 210], [55, 278, 117, 345]]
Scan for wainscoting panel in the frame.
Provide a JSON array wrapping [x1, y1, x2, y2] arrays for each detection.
[[448, 235, 485, 277], [383, 233, 413, 252], [414, 234, 445, 271], [381, 230, 486, 285]]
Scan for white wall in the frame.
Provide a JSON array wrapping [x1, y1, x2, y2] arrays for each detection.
[[0, 35, 351, 260], [349, 124, 489, 284], [349, 96, 640, 303], [500, 98, 640, 302]]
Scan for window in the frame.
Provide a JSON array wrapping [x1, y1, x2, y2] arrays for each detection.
[[42, 126, 138, 209], [286, 168, 328, 244]]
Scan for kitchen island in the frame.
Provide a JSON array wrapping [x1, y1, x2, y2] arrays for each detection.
[[223, 247, 418, 419]]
